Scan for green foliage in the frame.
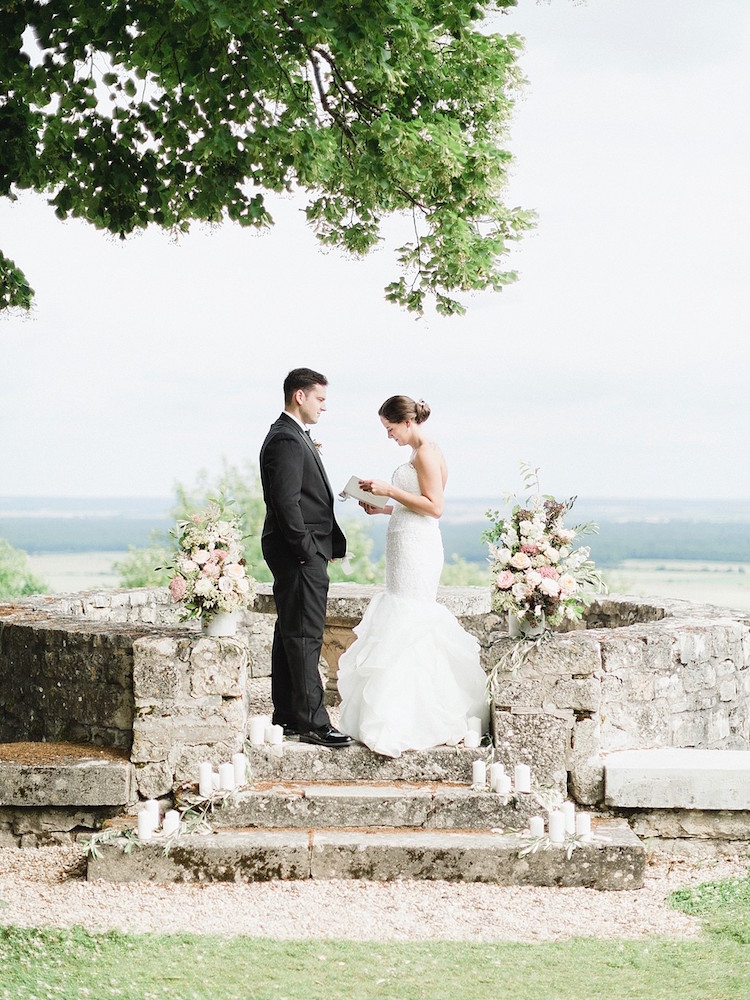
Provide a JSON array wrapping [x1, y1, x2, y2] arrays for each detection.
[[440, 554, 489, 586], [0, 535, 47, 598], [0, 0, 533, 315], [2, 926, 750, 999], [115, 460, 382, 588], [670, 873, 750, 944]]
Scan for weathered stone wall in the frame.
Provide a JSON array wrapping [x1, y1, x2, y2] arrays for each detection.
[[2, 588, 748, 808], [0, 615, 143, 749], [130, 634, 249, 799], [479, 596, 750, 804]]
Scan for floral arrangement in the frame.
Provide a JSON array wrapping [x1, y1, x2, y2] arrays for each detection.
[[484, 464, 603, 632], [167, 496, 255, 622]]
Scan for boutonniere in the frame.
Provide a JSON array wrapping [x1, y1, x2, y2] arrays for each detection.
[[312, 439, 323, 453]]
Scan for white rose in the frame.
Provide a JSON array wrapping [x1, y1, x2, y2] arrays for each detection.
[[545, 547, 561, 564], [193, 549, 210, 565], [179, 559, 199, 575], [496, 548, 512, 566], [525, 569, 542, 588], [510, 551, 531, 570], [540, 577, 561, 597], [519, 520, 533, 537], [218, 577, 234, 593], [559, 573, 578, 595], [511, 581, 529, 601], [225, 563, 246, 580], [194, 578, 214, 597]]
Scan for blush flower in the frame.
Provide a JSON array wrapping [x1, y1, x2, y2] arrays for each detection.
[[496, 570, 515, 589], [169, 576, 187, 602]]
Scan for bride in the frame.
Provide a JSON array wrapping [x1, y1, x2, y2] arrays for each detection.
[[337, 395, 490, 758]]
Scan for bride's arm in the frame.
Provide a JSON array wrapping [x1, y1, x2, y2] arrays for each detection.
[[360, 447, 444, 519]]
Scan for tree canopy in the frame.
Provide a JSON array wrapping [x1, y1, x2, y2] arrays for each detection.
[[0, 0, 534, 315]]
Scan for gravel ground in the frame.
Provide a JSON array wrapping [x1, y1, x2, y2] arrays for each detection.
[[0, 846, 747, 942]]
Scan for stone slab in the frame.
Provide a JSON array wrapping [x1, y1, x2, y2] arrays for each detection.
[[0, 746, 136, 807], [246, 741, 492, 784], [189, 783, 541, 831], [87, 830, 311, 883], [87, 822, 644, 890], [604, 749, 750, 809]]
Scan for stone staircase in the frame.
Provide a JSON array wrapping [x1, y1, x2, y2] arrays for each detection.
[[0, 741, 136, 848], [86, 742, 645, 890]]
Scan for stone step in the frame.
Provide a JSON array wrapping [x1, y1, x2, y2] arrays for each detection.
[[177, 782, 541, 831], [87, 821, 644, 890], [0, 742, 136, 807], [245, 740, 496, 785], [604, 749, 750, 810]]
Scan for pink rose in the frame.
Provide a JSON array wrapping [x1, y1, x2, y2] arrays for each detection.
[[169, 576, 187, 602], [496, 570, 515, 590]]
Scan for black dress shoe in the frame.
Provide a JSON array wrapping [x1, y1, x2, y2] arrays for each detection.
[[299, 724, 352, 748], [282, 724, 300, 738]]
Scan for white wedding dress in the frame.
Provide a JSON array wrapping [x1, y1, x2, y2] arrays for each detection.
[[337, 462, 490, 757]]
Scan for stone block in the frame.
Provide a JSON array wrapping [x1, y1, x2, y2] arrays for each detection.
[[628, 808, 750, 841], [135, 761, 174, 799], [601, 632, 674, 678], [132, 636, 183, 702], [190, 639, 248, 697], [601, 700, 671, 748], [568, 716, 604, 805], [676, 629, 712, 666], [552, 677, 601, 713], [605, 748, 750, 809], [492, 677, 554, 710], [720, 677, 738, 702], [681, 663, 718, 693], [131, 700, 247, 763], [492, 709, 569, 795], [669, 713, 708, 747]]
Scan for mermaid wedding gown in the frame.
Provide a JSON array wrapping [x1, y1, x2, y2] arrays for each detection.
[[337, 462, 490, 758]]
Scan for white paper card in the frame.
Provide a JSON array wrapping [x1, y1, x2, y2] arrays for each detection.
[[339, 476, 390, 509]]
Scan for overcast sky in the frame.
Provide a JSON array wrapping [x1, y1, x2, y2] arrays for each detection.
[[1, 0, 749, 503]]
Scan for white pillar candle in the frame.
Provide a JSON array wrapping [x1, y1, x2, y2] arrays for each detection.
[[137, 810, 154, 842], [144, 798, 160, 829], [269, 724, 284, 746], [463, 730, 481, 748], [249, 716, 266, 746], [218, 761, 236, 790], [162, 809, 180, 837], [529, 816, 545, 838], [198, 761, 213, 798], [232, 752, 247, 786], [498, 774, 513, 796], [562, 800, 576, 835], [548, 810, 565, 844], [471, 760, 487, 789], [489, 762, 505, 792], [575, 812, 592, 840], [467, 716, 483, 736], [514, 763, 531, 794]]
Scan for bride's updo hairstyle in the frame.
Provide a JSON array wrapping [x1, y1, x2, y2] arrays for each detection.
[[378, 395, 431, 425]]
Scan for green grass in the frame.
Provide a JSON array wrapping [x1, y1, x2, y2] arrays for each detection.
[[1, 927, 750, 1000], [670, 873, 750, 944]]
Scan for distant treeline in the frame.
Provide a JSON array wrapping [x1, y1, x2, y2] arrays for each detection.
[[2, 516, 750, 565], [374, 520, 750, 566], [0, 518, 173, 553]]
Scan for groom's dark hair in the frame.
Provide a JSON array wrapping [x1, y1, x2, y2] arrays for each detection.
[[283, 367, 328, 405]]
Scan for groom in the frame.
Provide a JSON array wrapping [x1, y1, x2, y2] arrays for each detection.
[[259, 368, 351, 748]]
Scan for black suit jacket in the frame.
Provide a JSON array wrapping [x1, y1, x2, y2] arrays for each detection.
[[260, 413, 346, 564]]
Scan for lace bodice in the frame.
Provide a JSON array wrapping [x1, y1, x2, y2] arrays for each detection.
[[386, 462, 441, 600]]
